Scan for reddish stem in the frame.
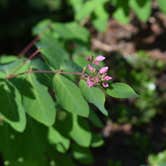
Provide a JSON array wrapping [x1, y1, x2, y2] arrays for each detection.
[[18, 36, 40, 57], [6, 69, 83, 79]]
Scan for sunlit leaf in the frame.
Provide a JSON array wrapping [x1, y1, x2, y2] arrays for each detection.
[[107, 82, 138, 98], [53, 75, 89, 117]]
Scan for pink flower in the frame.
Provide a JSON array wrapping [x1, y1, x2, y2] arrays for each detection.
[[103, 75, 112, 81], [87, 77, 95, 87], [88, 64, 95, 72], [86, 76, 99, 87], [99, 66, 109, 74], [95, 55, 105, 61], [87, 80, 95, 87], [102, 82, 109, 88], [93, 55, 106, 65]]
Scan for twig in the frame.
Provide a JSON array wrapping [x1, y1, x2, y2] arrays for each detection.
[[18, 36, 40, 57], [6, 69, 83, 79]]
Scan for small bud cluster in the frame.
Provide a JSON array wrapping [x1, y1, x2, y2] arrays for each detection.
[[84, 55, 112, 88]]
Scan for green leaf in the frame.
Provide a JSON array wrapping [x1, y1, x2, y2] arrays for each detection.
[[91, 134, 104, 148], [106, 82, 138, 98], [93, 4, 108, 31], [88, 110, 104, 128], [75, 1, 94, 21], [52, 22, 90, 42], [33, 19, 52, 35], [148, 150, 166, 166], [79, 80, 108, 116], [0, 55, 17, 64], [129, 0, 151, 22], [37, 33, 69, 69], [72, 144, 94, 164], [48, 127, 70, 153], [158, 0, 166, 13], [112, 0, 130, 24], [70, 114, 92, 147], [0, 118, 55, 166], [93, 18, 108, 32], [23, 74, 56, 126], [113, 7, 130, 23], [53, 75, 89, 117], [0, 81, 26, 132], [0, 57, 30, 78]]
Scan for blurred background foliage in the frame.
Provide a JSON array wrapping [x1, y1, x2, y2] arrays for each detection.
[[0, 0, 166, 166]]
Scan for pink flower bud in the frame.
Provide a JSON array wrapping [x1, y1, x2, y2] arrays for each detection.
[[103, 75, 112, 81], [95, 55, 105, 61], [93, 60, 99, 65], [93, 55, 105, 65], [88, 64, 95, 72], [99, 66, 109, 74], [87, 77, 95, 87], [102, 82, 109, 88]]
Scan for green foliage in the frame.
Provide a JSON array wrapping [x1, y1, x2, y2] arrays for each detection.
[[0, 18, 137, 163], [70, 0, 109, 31], [69, 0, 166, 26], [129, 0, 151, 21], [0, 0, 166, 165], [158, 0, 166, 13], [148, 150, 166, 166]]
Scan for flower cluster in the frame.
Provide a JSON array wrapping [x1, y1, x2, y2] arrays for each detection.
[[84, 55, 112, 88]]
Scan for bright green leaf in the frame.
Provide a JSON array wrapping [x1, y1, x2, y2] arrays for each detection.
[[70, 114, 92, 147], [107, 82, 138, 98], [158, 0, 166, 13], [23, 74, 56, 126], [53, 75, 89, 117], [129, 0, 151, 22], [48, 127, 70, 153], [79, 80, 108, 116], [113, 7, 130, 24]]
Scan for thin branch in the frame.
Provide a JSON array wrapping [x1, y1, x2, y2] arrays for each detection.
[[6, 69, 83, 79], [18, 36, 40, 57]]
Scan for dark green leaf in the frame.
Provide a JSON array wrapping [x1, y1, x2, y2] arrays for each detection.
[[37, 33, 69, 69], [72, 144, 94, 164], [0, 81, 26, 132]]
